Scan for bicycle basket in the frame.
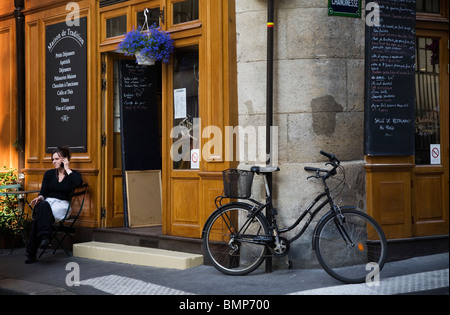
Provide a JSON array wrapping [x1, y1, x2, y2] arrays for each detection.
[[222, 169, 254, 199]]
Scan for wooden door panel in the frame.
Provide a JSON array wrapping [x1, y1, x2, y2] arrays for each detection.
[[202, 174, 224, 241], [415, 175, 442, 220], [379, 181, 406, 226], [377, 172, 412, 239], [413, 169, 448, 236], [170, 177, 200, 237]]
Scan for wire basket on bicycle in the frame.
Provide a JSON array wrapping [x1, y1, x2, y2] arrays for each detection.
[[222, 169, 254, 199]]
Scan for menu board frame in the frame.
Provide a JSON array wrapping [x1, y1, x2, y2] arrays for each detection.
[[45, 17, 88, 153], [118, 60, 160, 172], [364, 0, 416, 156]]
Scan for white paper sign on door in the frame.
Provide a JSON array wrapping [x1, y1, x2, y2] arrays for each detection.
[[174, 88, 187, 119], [430, 144, 441, 165], [191, 149, 200, 169]]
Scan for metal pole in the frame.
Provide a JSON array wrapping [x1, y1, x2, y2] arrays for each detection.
[[265, 0, 274, 273]]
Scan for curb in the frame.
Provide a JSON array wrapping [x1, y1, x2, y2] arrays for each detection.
[[0, 277, 76, 295]]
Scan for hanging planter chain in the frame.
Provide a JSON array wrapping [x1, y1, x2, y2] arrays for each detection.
[[135, 9, 155, 65], [117, 7, 173, 65]]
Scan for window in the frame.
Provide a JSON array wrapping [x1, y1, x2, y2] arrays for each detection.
[[415, 37, 441, 165], [173, 0, 199, 25], [416, 0, 440, 13], [137, 8, 160, 28], [106, 15, 127, 38], [172, 45, 200, 169]]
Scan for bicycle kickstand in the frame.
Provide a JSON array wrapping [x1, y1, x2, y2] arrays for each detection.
[[285, 255, 293, 269]]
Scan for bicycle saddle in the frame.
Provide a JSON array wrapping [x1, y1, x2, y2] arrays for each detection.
[[250, 166, 280, 174]]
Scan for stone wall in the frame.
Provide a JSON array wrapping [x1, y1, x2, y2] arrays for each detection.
[[235, 0, 367, 268]]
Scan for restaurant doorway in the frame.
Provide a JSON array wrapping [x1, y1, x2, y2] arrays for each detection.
[[413, 3, 449, 236], [101, 52, 162, 228]]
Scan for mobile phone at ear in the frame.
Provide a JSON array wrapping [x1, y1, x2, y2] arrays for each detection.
[[61, 162, 65, 168]]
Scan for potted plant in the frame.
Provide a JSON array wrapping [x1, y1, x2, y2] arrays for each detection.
[[117, 24, 174, 65], [0, 167, 22, 248]]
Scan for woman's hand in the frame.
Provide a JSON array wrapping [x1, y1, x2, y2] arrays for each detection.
[[62, 157, 72, 175], [30, 195, 44, 207]]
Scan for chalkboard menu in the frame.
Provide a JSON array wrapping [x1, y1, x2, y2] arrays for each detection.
[[119, 60, 160, 171], [364, 0, 416, 156], [45, 17, 87, 153]]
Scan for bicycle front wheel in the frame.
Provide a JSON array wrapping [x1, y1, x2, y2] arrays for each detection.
[[203, 204, 269, 275], [314, 209, 387, 284]]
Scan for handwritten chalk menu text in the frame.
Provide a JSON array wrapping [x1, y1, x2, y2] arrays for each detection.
[[45, 17, 87, 153], [364, 0, 416, 155], [119, 60, 160, 171]]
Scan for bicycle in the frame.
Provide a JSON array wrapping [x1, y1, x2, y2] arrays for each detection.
[[202, 151, 387, 283]]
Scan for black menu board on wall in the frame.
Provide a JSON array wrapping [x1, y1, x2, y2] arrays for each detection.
[[119, 60, 160, 171], [45, 17, 87, 153], [364, 0, 416, 156]]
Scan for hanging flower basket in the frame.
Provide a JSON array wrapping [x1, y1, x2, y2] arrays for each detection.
[[135, 51, 156, 66], [117, 24, 174, 65]]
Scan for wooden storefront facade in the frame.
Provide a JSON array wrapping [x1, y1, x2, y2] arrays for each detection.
[[365, 1, 449, 241], [1, 0, 448, 246], [1, 0, 238, 238]]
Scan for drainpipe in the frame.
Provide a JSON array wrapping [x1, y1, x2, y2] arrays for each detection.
[[14, 0, 25, 171], [265, 0, 274, 273]]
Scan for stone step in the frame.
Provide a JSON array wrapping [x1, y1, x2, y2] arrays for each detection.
[[73, 241, 203, 270]]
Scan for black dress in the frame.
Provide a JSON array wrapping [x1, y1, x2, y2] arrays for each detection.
[[26, 169, 83, 258]]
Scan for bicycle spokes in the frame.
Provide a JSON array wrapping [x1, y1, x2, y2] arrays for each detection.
[[203, 205, 269, 275], [314, 209, 387, 283]]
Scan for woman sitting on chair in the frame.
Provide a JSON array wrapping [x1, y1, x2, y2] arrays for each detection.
[[25, 146, 83, 264]]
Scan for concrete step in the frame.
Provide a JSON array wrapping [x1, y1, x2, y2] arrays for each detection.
[[91, 226, 203, 255], [73, 241, 203, 270]]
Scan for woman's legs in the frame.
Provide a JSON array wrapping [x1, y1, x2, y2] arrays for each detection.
[[25, 201, 55, 262]]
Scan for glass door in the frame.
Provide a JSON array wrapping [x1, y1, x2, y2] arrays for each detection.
[[413, 0, 449, 236], [172, 45, 200, 170], [415, 36, 441, 165]]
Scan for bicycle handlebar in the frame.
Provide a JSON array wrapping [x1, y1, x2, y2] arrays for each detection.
[[304, 166, 329, 173], [320, 150, 340, 164], [304, 151, 340, 179]]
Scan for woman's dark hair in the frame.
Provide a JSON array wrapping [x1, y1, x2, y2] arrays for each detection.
[[52, 146, 71, 160]]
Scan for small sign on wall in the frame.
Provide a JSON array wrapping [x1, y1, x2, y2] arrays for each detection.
[[191, 149, 200, 169], [328, 0, 362, 18], [430, 144, 441, 165]]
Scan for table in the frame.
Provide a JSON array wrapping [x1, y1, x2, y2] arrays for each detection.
[[2, 189, 40, 212]]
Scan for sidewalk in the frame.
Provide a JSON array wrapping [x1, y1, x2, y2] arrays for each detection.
[[1, 247, 448, 296]]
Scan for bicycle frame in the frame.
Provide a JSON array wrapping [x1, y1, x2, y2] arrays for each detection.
[[209, 158, 343, 248], [279, 191, 330, 243], [233, 174, 340, 246]]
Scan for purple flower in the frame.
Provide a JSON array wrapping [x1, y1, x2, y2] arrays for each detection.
[[117, 24, 174, 64]]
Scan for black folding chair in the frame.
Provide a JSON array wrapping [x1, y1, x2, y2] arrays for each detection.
[[39, 183, 88, 258]]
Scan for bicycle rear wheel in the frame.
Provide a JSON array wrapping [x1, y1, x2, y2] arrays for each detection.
[[314, 209, 387, 283], [203, 204, 269, 275]]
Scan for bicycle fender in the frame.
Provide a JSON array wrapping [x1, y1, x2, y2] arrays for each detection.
[[201, 202, 261, 237], [311, 206, 357, 250]]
